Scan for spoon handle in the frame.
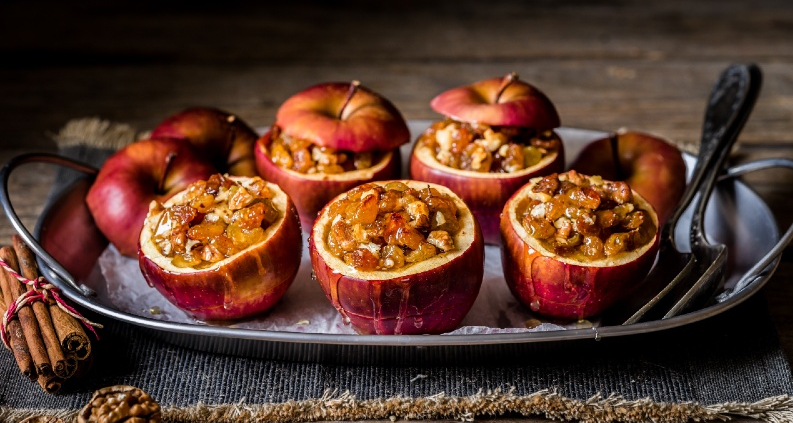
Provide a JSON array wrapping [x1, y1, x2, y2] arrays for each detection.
[[688, 64, 762, 241]]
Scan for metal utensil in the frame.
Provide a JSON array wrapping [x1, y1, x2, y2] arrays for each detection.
[[623, 63, 762, 324]]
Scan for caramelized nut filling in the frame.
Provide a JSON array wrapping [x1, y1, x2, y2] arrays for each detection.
[[418, 118, 560, 173], [268, 125, 381, 174], [326, 182, 461, 271], [152, 174, 280, 268], [517, 170, 656, 260]]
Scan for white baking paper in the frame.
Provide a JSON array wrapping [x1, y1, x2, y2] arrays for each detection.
[[97, 234, 576, 335]]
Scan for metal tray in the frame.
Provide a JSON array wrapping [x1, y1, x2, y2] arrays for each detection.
[[3, 121, 792, 364]]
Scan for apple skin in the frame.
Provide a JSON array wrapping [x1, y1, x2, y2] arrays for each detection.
[[138, 178, 302, 321], [499, 179, 660, 320], [569, 129, 687, 224], [150, 107, 258, 176], [409, 140, 565, 245], [430, 76, 560, 129], [86, 138, 216, 257], [309, 181, 485, 335], [275, 82, 410, 152], [254, 129, 402, 230]]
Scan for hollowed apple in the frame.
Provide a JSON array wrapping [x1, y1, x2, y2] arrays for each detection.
[[255, 81, 409, 229], [410, 74, 564, 244], [500, 170, 660, 320], [309, 180, 484, 335], [138, 175, 302, 320], [569, 129, 686, 224], [150, 107, 258, 176]]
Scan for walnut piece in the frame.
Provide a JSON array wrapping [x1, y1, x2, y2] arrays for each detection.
[[78, 385, 161, 423]]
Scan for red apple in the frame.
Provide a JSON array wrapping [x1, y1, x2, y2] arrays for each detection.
[[138, 175, 302, 320], [86, 138, 216, 257], [500, 171, 660, 320], [309, 180, 484, 334], [255, 81, 408, 229], [569, 129, 687, 224], [150, 107, 258, 176], [410, 73, 564, 244], [275, 81, 410, 152], [430, 73, 560, 129]]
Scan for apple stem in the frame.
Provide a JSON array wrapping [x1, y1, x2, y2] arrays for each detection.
[[495, 72, 519, 103], [339, 80, 361, 119], [159, 151, 177, 194], [609, 132, 624, 180]]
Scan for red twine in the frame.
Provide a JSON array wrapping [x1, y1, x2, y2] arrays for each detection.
[[0, 258, 101, 350]]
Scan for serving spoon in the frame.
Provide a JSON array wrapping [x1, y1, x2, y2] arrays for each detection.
[[622, 63, 762, 324]]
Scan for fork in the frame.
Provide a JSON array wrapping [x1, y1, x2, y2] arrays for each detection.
[[622, 63, 762, 324]]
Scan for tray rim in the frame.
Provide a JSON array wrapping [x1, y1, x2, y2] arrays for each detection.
[[32, 124, 782, 347]]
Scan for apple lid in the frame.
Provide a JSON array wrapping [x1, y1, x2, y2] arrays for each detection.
[[275, 82, 411, 152], [430, 74, 561, 130]]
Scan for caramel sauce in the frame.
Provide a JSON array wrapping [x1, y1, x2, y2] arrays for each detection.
[[517, 170, 656, 261], [326, 182, 461, 271], [152, 174, 280, 268], [268, 124, 380, 174], [418, 118, 560, 173]]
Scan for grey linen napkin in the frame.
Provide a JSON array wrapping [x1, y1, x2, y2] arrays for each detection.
[[1, 118, 792, 423]]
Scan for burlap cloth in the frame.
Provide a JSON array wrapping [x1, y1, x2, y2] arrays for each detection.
[[1, 118, 792, 423]]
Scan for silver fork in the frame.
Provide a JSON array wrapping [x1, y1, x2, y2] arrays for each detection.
[[622, 63, 762, 324]]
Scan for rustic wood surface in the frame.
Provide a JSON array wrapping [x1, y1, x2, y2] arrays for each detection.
[[1, 1, 792, 421]]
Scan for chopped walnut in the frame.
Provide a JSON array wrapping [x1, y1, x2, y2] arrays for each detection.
[[78, 385, 161, 423], [327, 183, 461, 271], [518, 171, 657, 259]]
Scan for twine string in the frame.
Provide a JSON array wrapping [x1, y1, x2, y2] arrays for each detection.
[[0, 258, 102, 350]]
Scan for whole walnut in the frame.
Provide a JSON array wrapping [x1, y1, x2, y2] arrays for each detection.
[[78, 385, 161, 423]]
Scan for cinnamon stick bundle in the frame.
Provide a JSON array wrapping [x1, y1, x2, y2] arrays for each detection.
[[0, 246, 50, 377], [12, 236, 72, 379]]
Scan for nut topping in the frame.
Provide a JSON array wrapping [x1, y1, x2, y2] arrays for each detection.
[[150, 174, 280, 268], [327, 182, 461, 271], [269, 124, 379, 174], [518, 170, 656, 260], [418, 118, 560, 173], [78, 385, 161, 423]]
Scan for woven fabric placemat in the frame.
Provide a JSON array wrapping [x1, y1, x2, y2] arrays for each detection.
[[1, 118, 792, 423]]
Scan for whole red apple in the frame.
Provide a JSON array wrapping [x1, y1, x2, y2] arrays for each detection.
[[150, 107, 258, 176], [139, 175, 302, 320], [430, 72, 560, 130], [255, 81, 408, 229], [86, 138, 216, 257], [410, 73, 564, 244], [275, 81, 410, 152], [309, 180, 484, 335], [500, 171, 660, 320], [569, 129, 686, 224]]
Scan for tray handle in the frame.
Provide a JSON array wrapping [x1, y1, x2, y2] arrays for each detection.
[[0, 153, 99, 296], [718, 157, 793, 298]]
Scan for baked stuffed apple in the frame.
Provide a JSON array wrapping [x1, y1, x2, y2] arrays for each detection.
[[500, 170, 659, 320], [139, 173, 302, 320], [255, 81, 409, 229], [410, 73, 565, 244], [309, 181, 484, 334]]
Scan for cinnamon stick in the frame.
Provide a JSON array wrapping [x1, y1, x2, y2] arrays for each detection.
[[49, 302, 91, 360], [0, 249, 36, 380], [0, 246, 50, 376], [11, 236, 69, 379], [36, 367, 62, 394]]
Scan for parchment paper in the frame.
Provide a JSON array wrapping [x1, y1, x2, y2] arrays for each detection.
[[97, 234, 574, 334]]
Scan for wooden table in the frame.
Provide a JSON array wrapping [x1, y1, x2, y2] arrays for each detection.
[[1, 1, 792, 421]]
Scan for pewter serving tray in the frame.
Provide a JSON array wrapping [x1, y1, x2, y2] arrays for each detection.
[[5, 121, 789, 364]]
